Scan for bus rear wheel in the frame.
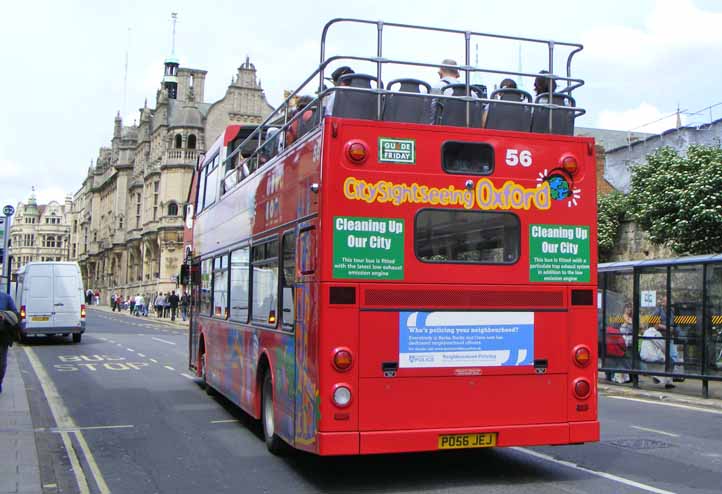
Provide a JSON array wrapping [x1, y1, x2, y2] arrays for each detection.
[[261, 371, 285, 454], [201, 353, 216, 396]]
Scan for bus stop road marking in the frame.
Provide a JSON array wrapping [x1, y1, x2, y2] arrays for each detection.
[[608, 396, 722, 415], [164, 365, 175, 371], [181, 373, 195, 380], [137, 353, 146, 357], [210, 419, 240, 424], [151, 337, 176, 345], [24, 347, 111, 494], [630, 425, 680, 438], [512, 447, 677, 494], [126, 348, 135, 352]]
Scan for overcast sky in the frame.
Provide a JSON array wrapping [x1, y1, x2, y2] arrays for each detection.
[[1, 0, 721, 211]]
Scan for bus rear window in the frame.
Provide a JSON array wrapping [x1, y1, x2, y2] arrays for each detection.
[[415, 210, 519, 264], [442, 141, 493, 175]]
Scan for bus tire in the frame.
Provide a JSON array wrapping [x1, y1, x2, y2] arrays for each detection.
[[201, 353, 216, 396], [261, 370, 285, 455], [72, 333, 82, 343]]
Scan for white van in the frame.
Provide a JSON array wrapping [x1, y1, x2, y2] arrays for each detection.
[[15, 262, 86, 343]]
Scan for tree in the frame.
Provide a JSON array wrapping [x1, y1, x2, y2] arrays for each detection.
[[597, 191, 628, 261], [628, 145, 722, 255]]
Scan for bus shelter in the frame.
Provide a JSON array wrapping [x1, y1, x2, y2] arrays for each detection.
[[599, 255, 722, 398]]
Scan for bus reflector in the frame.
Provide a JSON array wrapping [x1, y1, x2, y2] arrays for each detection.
[[81, 304, 86, 319], [573, 379, 591, 400], [561, 155, 579, 175], [346, 141, 368, 163], [573, 346, 591, 367], [333, 349, 353, 371], [333, 385, 352, 407], [20, 305, 26, 320]]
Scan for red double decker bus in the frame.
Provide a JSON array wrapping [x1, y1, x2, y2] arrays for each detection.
[[187, 19, 598, 455]]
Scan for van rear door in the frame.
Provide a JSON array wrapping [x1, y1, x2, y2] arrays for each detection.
[[53, 264, 81, 329], [26, 265, 54, 330]]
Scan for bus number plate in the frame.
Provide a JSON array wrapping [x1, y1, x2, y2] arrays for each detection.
[[31, 316, 49, 321], [438, 432, 497, 449]]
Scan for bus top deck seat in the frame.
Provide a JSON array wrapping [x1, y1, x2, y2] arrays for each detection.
[[382, 78, 431, 124], [485, 88, 533, 132], [332, 74, 383, 120], [433, 83, 484, 128], [530, 92, 576, 136]]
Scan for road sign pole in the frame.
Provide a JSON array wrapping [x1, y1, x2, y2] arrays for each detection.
[[2, 204, 15, 294]]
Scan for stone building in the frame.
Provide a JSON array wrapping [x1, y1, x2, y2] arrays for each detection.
[[7, 191, 73, 271], [69, 57, 273, 303]]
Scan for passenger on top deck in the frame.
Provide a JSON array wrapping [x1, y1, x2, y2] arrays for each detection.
[[533, 70, 557, 96], [323, 66, 354, 116], [431, 59, 461, 95], [286, 95, 315, 145], [499, 78, 517, 89]]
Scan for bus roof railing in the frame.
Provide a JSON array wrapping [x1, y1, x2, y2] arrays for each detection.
[[218, 19, 587, 188]]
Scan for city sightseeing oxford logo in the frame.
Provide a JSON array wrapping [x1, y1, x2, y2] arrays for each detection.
[[536, 169, 581, 208]]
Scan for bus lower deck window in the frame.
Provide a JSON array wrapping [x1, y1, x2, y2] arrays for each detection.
[[415, 209, 519, 263]]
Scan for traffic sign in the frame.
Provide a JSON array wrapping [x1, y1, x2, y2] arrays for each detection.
[[3, 205, 14, 216]]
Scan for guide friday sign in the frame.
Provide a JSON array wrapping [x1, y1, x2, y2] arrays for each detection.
[[529, 224, 590, 282], [378, 137, 416, 164], [333, 216, 405, 280]]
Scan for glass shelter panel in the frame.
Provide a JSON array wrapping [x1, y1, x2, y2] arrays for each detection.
[[705, 265, 722, 377], [637, 268, 671, 373], [670, 265, 703, 375], [602, 271, 633, 378]]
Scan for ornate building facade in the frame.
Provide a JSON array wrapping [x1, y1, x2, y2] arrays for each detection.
[[69, 57, 273, 303], [8, 192, 73, 271]]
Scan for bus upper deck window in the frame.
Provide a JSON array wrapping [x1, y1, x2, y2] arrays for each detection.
[[442, 141, 493, 175]]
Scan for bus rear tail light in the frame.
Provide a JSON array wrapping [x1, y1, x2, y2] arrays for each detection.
[[81, 304, 86, 319], [573, 378, 591, 400], [561, 155, 579, 175], [332, 385, 352, 407], [573, 346, 591, 368], [332, 348, 353, 372], [345, 140, 368, 164], [20, 305, 26, 321], [267, 310, 276, 325]]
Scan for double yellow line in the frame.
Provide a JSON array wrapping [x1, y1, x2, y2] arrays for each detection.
[[24, 347, 111, 494]]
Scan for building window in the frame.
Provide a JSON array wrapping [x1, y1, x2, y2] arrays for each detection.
[[188, 134, 197, 149], [175, 134, 183, 149], [167, 202, 178, 216]]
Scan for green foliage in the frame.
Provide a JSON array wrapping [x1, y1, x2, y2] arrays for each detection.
[[597, 191, 628, 258], [628, 145, 722, 255]]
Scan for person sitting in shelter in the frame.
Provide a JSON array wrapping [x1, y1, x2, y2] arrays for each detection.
[[323, 66, 354, 116]]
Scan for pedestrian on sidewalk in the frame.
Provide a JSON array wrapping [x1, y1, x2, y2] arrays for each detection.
[[180, 291, 189, 322], [129, 295, 136, 315], [154, 293, 165, 318], [0, 290, 20, 394], [163, 294, 171, 318], [169, 291, 180, 321]]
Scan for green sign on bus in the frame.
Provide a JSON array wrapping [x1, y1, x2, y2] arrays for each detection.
[[332, 216, 405, 280]]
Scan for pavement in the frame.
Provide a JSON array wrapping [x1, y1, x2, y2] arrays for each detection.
[[90, 303, 189, 330], [0, 346, 41, 494]]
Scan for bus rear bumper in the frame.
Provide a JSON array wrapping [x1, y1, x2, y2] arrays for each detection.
[[317, 421, 599, 455]]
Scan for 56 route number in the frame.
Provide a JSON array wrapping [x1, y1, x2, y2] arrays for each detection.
[[505, 149, 533, 167]]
